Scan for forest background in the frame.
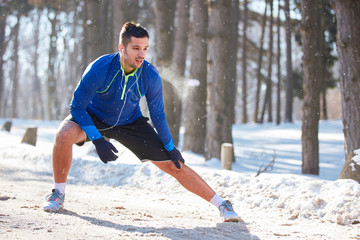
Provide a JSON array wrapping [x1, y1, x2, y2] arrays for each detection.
[[0, 0, 359, 181]]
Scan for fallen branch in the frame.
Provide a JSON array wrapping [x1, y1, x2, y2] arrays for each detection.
[[255, 150, 276, 177]]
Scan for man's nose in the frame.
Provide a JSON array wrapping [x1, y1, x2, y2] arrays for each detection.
[[138, 50, 145, 57]]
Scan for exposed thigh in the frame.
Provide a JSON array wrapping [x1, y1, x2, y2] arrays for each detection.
[[151, 160, 184, 173]]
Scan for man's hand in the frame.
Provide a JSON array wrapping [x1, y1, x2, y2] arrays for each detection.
[[167, 147, 185, 169], [92, 137, 118, 164]]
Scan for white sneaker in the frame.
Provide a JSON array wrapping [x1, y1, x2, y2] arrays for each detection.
[[42, 189, 65, 212], [219, 200, 242, 222]]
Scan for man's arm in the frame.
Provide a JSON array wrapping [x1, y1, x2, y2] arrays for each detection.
[[146, 74, 184, 168], [145, 75, 174, 151], [70, 65, 103, 141], [70, 62, 118, 164]]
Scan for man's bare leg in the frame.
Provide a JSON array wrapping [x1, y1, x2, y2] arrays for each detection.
[[43, 120, 86, 212], [52, 121, 86, 183], [151, 161, 215, 201], [152, 160, 242, 222]]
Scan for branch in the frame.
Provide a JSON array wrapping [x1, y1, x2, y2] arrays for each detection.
[[255, 150, 276, 177]]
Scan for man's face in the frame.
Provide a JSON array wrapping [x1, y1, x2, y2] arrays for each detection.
[[119, 36, 148, 74]]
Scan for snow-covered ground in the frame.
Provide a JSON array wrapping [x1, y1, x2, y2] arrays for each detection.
[[0, 118, 359, 239]]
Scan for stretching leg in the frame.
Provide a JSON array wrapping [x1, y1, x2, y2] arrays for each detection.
[[151, 161, 215, 201]]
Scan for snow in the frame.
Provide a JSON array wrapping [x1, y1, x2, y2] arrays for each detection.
[[0, 118, 360, 232], [351, 149, 360, 171]]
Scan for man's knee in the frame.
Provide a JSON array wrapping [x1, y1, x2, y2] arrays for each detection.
[[55, 121, 85, 146]]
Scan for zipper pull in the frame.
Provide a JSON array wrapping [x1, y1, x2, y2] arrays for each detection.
[[121, 75, 128, 100]]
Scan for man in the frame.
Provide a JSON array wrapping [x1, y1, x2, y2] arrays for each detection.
[[43, 22, 241, 222]]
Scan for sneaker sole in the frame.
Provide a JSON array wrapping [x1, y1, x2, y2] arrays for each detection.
[[43, 204, 64, 213], [224, 217, 243, 222]]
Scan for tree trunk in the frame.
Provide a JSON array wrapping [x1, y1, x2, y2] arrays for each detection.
[[153, 0, 176, 67], [153, 0, 180, 146], [318, 0, 327, 121], [260, 0, 274, 123], [81, 2, 88, 73], [83, 0, 102, 65], [321, 88, 328, 120], [205, 0, 233, 160], [241, 0, 248, 124], [0, 7, 6, 117], [99, 0, 112, 55], [254, 0, 268, 123], [112, 0, 139, 51], [172, 0, 190, 77], [300, 0, 320, 175], [47, 9, 60, 120], [171, 0, 191, 147], [333, 0, 360, 182], [11, 14, 20, 118], [183, 0, 208, 154], [276, 0, 281, 125], [112, 0, 126, 51], [267, 0, 274, 123], [284, 0, 293, 123], [228, 0, 239, 125], [32, 10, 44, 119], [339, 152, 360, 183]]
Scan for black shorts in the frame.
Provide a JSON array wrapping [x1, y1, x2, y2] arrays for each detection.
[[65, 113, 170, 162]]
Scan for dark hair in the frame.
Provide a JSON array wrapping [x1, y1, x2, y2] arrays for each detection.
[[119, 22, 149, 46]]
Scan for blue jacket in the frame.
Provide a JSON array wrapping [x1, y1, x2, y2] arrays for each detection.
[[70, 53, 174, 151]]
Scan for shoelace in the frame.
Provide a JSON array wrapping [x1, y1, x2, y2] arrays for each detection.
[[221, 200, 234, 211], [45, 190, 63, 202]]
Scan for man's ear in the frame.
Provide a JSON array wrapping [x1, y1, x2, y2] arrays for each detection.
[[118, 43, 125, 54]]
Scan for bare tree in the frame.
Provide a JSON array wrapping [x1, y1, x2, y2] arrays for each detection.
[[241, 0, 248, 124], [183, 0, 208, 154], [83, 0, 102, 66], [112, 0, 126, 51], [333, 0, 360, 182], [153, 0, 181, 146], [260, 0, 274, 123], [205, 0, 233, 160], [112, 0, 139, 51], [300, 0, 321, 175], [318, 0, 337, 121], [318, 0, 327, 120], [228, 0, 239, 125], [47, 8, 60, 120], [0, 7, 7, 117], [284, 0, 293, 122], [254, 0, 268, 123], [31, 10, 44, 119], [276, 0, 281, 125], [171, 0, 190, 142], [99, 0, 113, 55], [153, 0, 176, 67], [11, 13, 20, 118], [172, 0, 190, 77]]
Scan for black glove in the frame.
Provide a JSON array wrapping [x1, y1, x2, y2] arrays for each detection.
[[92, 137, 118, 164], [167, 147, 185, 169]]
